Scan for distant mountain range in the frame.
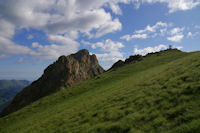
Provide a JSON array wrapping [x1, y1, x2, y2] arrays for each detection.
[[0, 80, 30, 111]]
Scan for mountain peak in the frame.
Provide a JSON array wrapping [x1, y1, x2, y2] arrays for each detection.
[[1, 49, 104, 117]]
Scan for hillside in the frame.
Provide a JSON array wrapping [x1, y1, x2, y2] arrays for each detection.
[[0, 49, 104, 117], [1, 49, 200, 133], [0, 80, 30, 111]]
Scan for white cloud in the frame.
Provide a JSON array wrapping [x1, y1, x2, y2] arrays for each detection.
[[135, 21, 168, 34], [32, 42, 41, 48], [134, 44, 168, 56], [96, 50, 124, 69], [0, 0, 198, 62], [27, 35, 34, 40], [30, 35, 79, 60], [95, 18, 122, 38], [96, 51, 124, 63], [0, 0, 126, 60], [187, 32, 193, 38], [134, 44, 183, 56], [121, 21, 167, 41], [187, 31, 200, 38], [170, 27, 184, 35], [167, 34, 184, 42], [81, 40, 91, 45], [68, 31, 79, 40], [129, 33, 148, 39], [48, 34, 79, 46], [109, 2, 123, 15], [0, 19, 26, 58], [85, 39, 125, 69], [167, 27, 184, 42], [176, 46, 183, 50], [134, 0, 200, 13], [166, 0, 200, 13], [120, 34, 147, 41], [91, 39, 124, 52], [160, 28, 167, 36], [0, 20, 15, 39], [0, 36, 31, 55], [0, 31, 79, 60], [44, 8, 122, 38]]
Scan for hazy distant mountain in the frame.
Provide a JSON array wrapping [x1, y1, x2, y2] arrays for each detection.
[[0, 80, 30, 111]]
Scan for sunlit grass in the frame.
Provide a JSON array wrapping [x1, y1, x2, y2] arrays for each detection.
[[1, 49, 200, 133]]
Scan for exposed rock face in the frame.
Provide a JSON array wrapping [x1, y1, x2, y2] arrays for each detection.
[[1, 49, 104, 117]]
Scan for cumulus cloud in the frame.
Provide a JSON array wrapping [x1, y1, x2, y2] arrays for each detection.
[[121, 21, 168, 41], [0, 36, 31, 55], [136, 21, 168, 34], [133, 0, 200, 13], [121, 34, 148, 41], [30, 35, 79, 60], [167, 27, 184, 42], [95, 18, 122, 38], [0, 0, 199, 62], [91, 39, 124, 52], [167, 35, 184, 43], [0, 20, 15, 39], [96, 51, 124, 64], [84, 39, 125, 69], [109, 2, 123, 15], [134, 44, 183, 56], [170, 27, 184, 35], [96, 50, 124, 69], [0, 0, 125, 60], [134, 44, 168, 56], [187, 31, 200, 38], [27, 35, 34, 40], [44, 8, 122, 37]]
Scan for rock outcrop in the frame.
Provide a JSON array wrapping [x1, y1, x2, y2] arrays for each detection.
[[109, 55, 143, 70], [109, 49, 182, 71], [1, 49, 104, 117]]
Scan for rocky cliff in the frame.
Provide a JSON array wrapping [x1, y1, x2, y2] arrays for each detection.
[[1, 49, 104, 117]]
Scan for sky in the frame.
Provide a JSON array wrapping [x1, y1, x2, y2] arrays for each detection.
[[0, 0, 200, 81]]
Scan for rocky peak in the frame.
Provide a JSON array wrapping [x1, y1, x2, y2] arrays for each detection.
[[1, 49, 104, 117]]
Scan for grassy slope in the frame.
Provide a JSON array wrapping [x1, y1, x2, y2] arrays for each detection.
[[1, 49, 200, 133]]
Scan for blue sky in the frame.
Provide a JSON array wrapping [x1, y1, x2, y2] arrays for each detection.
[[0, 0, 200, 81]]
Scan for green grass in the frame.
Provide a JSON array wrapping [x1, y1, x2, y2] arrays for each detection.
[[1, 49, 200, 133]]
